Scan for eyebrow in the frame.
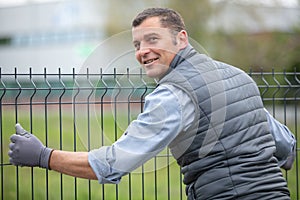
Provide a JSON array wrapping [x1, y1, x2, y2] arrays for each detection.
[[133, 32, 160, 45], [144, 33, 160, 39]]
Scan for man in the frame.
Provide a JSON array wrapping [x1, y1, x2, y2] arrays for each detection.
[[9, 8, 295, 199]]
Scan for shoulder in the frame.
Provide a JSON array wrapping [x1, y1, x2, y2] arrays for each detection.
[[148, 84, 191, 105], [145, 85, 195, 122]]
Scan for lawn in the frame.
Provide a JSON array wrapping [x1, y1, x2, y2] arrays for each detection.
[[0, 104, 299, 200], [0, 104, 185, 200]]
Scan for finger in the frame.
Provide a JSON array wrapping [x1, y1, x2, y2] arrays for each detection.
[[15, 123, 28, 136], [9, 143, 15, 150], [9, 157, 23, 167], [10, 134, 18, 142], [8, 149, 19, 160], [8, 150, 14, 158], [9, 157, 18, 166], [10, 134, 24, 142], [9, 158, 15, 165]]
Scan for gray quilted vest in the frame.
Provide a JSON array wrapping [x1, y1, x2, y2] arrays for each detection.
[[159, 45, 290, 200]]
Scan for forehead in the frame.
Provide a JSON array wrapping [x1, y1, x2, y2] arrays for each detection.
[[132, 17, 170, 39], [134, 16, 162, 28]]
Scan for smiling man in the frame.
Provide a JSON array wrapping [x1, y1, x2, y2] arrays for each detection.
[[8, 7, 295, 200], [132, 16, 188, 79]]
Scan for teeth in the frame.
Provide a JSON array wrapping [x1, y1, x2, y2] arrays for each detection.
[[145, 59, 154, 64], [144, 58, 157, 64]]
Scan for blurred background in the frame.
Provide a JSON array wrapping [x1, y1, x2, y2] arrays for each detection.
[[0, 1, 299, 199], [0, 0, 299, 73]]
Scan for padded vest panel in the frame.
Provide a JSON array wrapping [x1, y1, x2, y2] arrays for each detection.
[[159, 46, 290, 199]]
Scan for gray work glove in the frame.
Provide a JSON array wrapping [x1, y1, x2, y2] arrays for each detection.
[[8, 123, 53, 169], [281, 144, 296, 170]]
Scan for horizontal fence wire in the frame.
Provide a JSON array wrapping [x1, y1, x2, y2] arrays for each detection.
[[0, 67, 299, 200]]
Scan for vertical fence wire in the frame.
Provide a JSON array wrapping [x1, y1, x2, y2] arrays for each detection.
[[0, 68, 5, 200], [86, 68, 93, 200], [283, 69, 291, 183], [14, 68, 21, 200], [113, 68, 120, 200], [72, 68, 79, 200], [99, 68, 107, 200], [44, 68, 51, 200], [29, 68, 36, 200], [126, 68, 134, 200], [140, 69, 149, 200], [58, 68, 65, 199], [0, 68, 299, 200], [294, 68, 300, 200]]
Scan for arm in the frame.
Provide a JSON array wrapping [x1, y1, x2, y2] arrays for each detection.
[[88, 85, 194, 183], [265, 109, 296, 170], [9, 85, 193, 184], [49, 150, 97, 180]]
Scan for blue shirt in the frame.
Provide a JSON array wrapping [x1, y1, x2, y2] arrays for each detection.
[[88, 85, 296, 184]]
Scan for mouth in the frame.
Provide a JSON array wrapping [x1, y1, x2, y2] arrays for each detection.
[[143, 58, 159, 65]]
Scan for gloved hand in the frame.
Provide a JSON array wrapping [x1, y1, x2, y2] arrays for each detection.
[[281, 144, 296, 170], [8, 123, 53, 169]]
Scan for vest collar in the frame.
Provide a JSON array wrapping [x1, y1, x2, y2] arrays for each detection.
[[157, 44, 197, 82], [169, 44, 197, 69]]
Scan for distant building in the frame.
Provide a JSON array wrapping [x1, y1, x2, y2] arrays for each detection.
[[0, 0, 108, 73]]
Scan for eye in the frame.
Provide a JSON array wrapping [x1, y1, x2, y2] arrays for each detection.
[[133, 42, 140, 51], [148, 37, 158, 43]]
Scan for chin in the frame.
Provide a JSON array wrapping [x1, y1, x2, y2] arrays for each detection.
[[146, 72, 157, 78]]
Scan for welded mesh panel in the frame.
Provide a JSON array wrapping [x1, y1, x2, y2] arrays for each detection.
[[0, 68, 299, 200]]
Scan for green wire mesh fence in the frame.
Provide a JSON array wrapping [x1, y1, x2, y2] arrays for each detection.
[[0, 67, 299, 200]]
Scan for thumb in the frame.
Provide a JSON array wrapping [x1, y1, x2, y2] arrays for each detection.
[[15, 123, 28, 136]]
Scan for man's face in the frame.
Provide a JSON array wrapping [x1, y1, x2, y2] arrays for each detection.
[[132, 17, 186, 79]]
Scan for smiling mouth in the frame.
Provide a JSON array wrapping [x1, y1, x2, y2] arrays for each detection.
[[144, 58, 159, 65]]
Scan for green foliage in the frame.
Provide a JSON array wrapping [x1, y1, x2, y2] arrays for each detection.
[[104, 0, 300, 72], [207, 31, 300, 72]]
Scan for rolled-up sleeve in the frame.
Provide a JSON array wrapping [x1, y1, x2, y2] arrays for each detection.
[[88, 85, 193, 184]]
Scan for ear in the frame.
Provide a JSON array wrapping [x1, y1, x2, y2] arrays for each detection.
[[177, 30, 189, 50]]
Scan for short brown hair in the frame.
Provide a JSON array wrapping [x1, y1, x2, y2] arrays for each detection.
[[132, 8, 186, 33]]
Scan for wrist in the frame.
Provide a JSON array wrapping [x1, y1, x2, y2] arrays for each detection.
[[40, 147, 54, 169]]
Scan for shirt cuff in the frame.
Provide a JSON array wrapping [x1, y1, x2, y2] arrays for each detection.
[[88, 150, 121, 184]]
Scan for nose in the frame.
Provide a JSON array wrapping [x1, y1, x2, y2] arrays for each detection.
[[135, 46, 150, 63], [137, 46, 150, 57]]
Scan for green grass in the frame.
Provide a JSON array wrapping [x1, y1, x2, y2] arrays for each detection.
[[1, 105, 299, 199], [1, 105, 185, 200]]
